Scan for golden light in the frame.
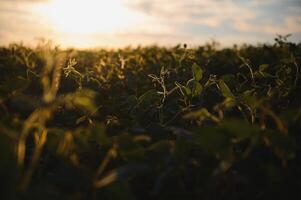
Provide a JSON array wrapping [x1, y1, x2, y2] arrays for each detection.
[[41, 0, 142, 35]]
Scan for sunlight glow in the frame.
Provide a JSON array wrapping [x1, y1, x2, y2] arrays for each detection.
[[42, 0, 142, 35]]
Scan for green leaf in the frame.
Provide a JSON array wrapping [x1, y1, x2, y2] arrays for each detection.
[[94, 164, 150, 188], [175, 82, 191, 96], [192, 127, 230, 154], [138, 89, 158, 105], [184, 108, 219, 123], [71, 89, 97, 112], [218, 79, 234, 99], [220, 119, 261, 141], [259, 64, 269, 72], [239, 90, 259, 109], [184, 108, 210, 120], [183, 86, 191, 96], [187, 80, 203, 97], [192, 63, 203, 81]]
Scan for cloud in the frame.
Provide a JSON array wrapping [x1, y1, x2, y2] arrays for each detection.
[[124, 0, 301, 37], [125, 0, 256, 25], [0, 0, 300, 47], [262, 16, 301, 34], [233, 14, 301, 35], [0, 0, 54, 46], [0, 0, 48, 2]]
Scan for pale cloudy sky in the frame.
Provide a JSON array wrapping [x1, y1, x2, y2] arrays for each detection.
[[0, 0, 300, 48]]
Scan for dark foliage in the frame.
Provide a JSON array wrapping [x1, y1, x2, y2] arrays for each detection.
[[0, 37, 301, 199]]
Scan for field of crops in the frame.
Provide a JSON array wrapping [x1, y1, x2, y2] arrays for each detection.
[[0, 36, 301, 199]]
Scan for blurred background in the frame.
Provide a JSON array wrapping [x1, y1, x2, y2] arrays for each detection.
[[0, 0, 300, 48]]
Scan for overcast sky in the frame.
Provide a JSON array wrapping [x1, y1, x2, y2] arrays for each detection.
[[0, 0, 301, 48]]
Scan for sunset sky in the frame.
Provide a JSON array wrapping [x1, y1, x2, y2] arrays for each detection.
[[0, 0, 301, 48]]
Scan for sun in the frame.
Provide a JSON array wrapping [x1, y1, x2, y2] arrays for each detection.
[[41, 0, 141, 35]]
